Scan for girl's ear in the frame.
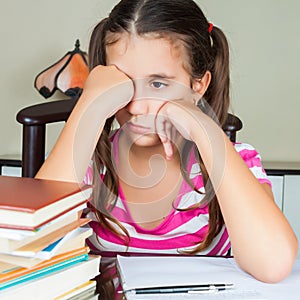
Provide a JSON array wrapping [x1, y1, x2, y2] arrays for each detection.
[[192, 71, 211, 97]]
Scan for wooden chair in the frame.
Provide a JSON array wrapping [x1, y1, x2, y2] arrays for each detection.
[[16, 100, 243, 178]]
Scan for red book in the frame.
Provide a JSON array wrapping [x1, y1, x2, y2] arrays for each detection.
[[0, 176, 92, 230]]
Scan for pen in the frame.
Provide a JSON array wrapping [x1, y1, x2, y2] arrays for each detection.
[[127, 283, 234, 294]]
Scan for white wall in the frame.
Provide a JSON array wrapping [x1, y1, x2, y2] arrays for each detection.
[[200, 0, 300, 162], [0, 0, 299, 162]]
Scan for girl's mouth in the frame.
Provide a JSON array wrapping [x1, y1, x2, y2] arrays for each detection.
[[126, 122, 152, 135]]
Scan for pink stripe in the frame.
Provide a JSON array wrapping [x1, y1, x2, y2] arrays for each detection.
[[245, 157, 263, 168], [207, 228, 230, 255], [259, 178, 272, 187], [89, 221, 129, 244], [89, 220, 231, 255], [224, 243, 231, 254], [207, 241, 231, 256], [194, 176, 204, 190], [83, 165, 93, 184], [91, 220, 209, 250], [238, 149, 259, 160], [111, 205, 208, 235], [127, 228, 208, 250]]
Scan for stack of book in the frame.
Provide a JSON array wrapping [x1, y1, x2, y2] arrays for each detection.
[[0, 175, 100, 299]]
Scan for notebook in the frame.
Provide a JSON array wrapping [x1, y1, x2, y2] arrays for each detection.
[[116, 255, 300, 300]]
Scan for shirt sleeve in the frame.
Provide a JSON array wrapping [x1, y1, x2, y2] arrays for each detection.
[[234, 143, 272, 187]]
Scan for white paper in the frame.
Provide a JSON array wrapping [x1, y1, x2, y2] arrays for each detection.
[[117, 256, 300, 300]]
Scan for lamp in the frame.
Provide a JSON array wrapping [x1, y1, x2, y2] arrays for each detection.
[[34, 39, 89, 100]]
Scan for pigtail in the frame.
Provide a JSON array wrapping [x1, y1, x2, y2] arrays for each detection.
[[205, 26, 230, 127], [179, 25, 230, 254], [189, 26, 230, 253], [88, 17, 131, 245], [190, 25, 230, 253], [93, 117, 130, 245], [88, 18, 109, 70]]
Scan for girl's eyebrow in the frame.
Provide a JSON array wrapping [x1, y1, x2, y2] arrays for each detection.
[[148, 73, 176, 80]]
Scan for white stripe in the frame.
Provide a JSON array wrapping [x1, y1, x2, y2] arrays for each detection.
[[190, 163, 201, 179], [249, 165, 269, 180], [165, 214, 209, 237], [176, 190, 206, 209], [234, 142, 256, 152], [216, 238, 231, 256], [114, 198, 126, 210]]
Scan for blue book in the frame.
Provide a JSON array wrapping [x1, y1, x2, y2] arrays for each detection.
[[0, 253, 88, 290]]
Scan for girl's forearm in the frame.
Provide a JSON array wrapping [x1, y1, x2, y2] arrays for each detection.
[[36, 66, 134, 183], [189, 111, 298, 282], [35, 93, 108, 182]]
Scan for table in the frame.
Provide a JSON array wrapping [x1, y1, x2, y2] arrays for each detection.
[[0, 154, 22, 175]]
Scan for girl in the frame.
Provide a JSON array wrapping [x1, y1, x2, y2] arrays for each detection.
[[36, 0, 298, 283]]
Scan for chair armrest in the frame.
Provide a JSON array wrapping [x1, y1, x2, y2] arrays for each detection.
[[16, 99, 77, 177], [16, 98, 77, 126]]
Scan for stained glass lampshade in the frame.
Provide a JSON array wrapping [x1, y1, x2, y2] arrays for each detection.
[[34, 39, 89, 99]]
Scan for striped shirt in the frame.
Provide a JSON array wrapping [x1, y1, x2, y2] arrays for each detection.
[[83, 135, 271, 256]]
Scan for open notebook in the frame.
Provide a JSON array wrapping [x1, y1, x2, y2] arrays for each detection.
[[117, 255, 300, 300]]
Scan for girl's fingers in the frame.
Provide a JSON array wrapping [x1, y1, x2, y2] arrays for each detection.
[[160, 120, 174, 160], [155, 101, 179, 160], [155, 114, 174, 160], [164, 121, 173, 142], [163, 121, 174, 160], [155, 116, 167, 142], [162, 139, 173, 160]]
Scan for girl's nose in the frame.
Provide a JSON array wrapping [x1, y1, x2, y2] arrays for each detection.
[[126, 79, 149, 115], [126, 97, 148, 115]]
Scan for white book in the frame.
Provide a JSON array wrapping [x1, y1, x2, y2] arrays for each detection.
[[0, 255, 100, 300], [0, 204, 86, 253], [117, 255, 300, 300], [10, 227, 92, 260], [0, 204, 86, 241], [54, 280, 96, 300]]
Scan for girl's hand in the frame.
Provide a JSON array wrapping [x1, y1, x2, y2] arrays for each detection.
[[155, 100, 206, 160], [79, 65, 134, 118]]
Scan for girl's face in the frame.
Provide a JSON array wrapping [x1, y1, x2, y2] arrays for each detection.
[[106, 34, 200, 148]]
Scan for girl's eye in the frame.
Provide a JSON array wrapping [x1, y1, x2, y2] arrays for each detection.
[[151, 81, 167, 89]]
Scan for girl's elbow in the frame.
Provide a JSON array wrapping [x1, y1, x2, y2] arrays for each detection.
[[253, 240, 298, 283], [256, 257, 295, 283]]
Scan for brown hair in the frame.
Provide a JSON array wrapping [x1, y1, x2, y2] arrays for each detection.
[[88, 0, 230, 253]]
